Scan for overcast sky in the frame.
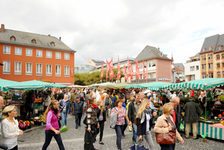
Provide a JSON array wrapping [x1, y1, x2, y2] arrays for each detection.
[[1, 0, 224, 65]]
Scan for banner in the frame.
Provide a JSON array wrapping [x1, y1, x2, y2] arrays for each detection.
[[117, 57, 121, 80], [123, 64, 128, 80], [101, 61, 104, 79], [135, 59, 139, 80]]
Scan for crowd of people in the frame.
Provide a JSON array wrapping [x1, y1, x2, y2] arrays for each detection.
[[0, 87, 219, 150]]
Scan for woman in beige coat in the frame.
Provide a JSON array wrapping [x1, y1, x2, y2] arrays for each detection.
[[154, 103, 184, 150]]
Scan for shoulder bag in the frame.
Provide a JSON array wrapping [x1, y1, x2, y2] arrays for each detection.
[[155, 117, 176, 144]]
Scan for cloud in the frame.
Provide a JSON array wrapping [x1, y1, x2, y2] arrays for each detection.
[[1, 0, 224, 65]]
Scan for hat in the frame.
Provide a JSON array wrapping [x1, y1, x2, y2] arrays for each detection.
[[76, 95, 80, 99]]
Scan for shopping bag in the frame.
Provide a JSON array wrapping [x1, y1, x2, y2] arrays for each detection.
[[180, 122, 184, 131], [59, 126, 68, 133], [130, 144, 149, 150]]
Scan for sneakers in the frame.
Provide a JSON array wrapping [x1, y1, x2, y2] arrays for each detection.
[[99, 141, 104, 145]]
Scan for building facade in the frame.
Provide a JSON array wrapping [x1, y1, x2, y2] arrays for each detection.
[[75, 64, 95, 74], [184, 54, 200, 81], [172, 63, 185, 83], [0, 24, 75, 85], [131, 46, 172, 83], [200, 34, 224, 78]]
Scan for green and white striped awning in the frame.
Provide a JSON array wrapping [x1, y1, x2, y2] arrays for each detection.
[[162, 78, 224, 90], [127, 82, 171, 90]]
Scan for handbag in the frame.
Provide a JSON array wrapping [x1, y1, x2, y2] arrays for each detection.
[[155, 117, 176, 144]]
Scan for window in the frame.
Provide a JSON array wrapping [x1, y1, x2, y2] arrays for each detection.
[[217, 71, 221, 78], [222, 62, 224, 68], [209, 73, 213, 78], [222, 71, 224, 77], [208, 63, 213, 69], [55, 52, 61, 59], [50, 41, 55, 46], [14, 62, 21, 74], [15, 47, 22, 55], [202, 73, 206, 79], [190, 66, 195, 71], [201, 55, 206, 61], [64, 53, 70, 60], [222, 53, 224, 59], [26, 48, 32, 56], [10, 36, 16, 41], [3, 61, 10, 73], [64, 66, 70, 76], [36, 64, 42, 75], [46, 64, 52, 76], [217, 63, 220, 68], [26, 63, 32, 75], [216, 54, 220, 60], [56, 65, 61, 76], [46, 51, 52, 58], [3, 46, 11, 54], [31, 39, 36, 44], [208, 54, 213, 60], [202, 64, 206, 69], [36, 50, 43, 57], [196, 66, 199, 70]]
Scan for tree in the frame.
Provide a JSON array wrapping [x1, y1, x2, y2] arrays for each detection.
[[74, 69, 124, 85]]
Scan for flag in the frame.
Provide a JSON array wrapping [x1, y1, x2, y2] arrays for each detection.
[[109, 58, 114, 80], [117, 57, 121, 80], [101, 61, 104, 79], [127, 58, 131, 77], [106, 60, 110, 79], [130, 64, 134, 79], [143, 61, 146, 79], [123, 64, 128, 80], [135, 59, 139, 80]]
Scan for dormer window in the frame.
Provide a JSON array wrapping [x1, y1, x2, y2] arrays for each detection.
[[10, 36, 16, 41], [218, 45, 223, 51], [209, 46, 213, 51], [31, 39, 37, 44], [50, 41, 55, 46]]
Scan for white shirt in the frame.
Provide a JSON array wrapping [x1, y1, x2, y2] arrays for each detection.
[[146, 113, 151, 132], [0, 118, 20, 149]]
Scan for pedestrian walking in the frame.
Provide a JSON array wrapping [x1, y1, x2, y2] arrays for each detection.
[[128, 93, 141, 143], [0, 105, 23, 150], [97, 102, 107, 145], [73, 96, 84, 129], [42, 100, 65, 150], [84, 98, 99, 150], [111, 99, 131, 150], [136, 100, 156, 149], [184, 96, 202, 139], [59, 94, 70, 126], [169, 97, 181, 131], [154, 103, 184, 150]]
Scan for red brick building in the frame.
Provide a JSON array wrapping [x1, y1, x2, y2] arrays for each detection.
[[0, 24, 75, 85], [131, 45, 172, 83]]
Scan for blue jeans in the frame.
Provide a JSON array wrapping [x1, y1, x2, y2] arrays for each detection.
[[132, 124, 137, 142], [61, 112, 67, 126], [115, 125, 123, 150]]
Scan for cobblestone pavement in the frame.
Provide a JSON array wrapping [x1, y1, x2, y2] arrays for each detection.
[[18, 115, 224, 150]]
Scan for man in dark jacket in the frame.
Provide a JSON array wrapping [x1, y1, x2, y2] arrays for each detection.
[[184, 97, 202, 139], [128, 93, 141, 143], [170, 97, 181, 131], [73, 96, 84, 129]]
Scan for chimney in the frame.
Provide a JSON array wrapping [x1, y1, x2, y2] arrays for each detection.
[[1, 24, 5, 32], [59, 37, 61, 41], [48, 34, 51, 36]]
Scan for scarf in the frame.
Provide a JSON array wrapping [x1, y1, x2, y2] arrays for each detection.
[[140, 108, 152, 124]]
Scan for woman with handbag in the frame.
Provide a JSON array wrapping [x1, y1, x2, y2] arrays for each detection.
[[42, 100, 65, 150], [154, 103, 184, 150], [0, 105, 23, 150], [136, 99, 156, 150], [111, 99, 131, 150]]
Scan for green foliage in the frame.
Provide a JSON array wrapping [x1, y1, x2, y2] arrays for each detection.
[[74, 69, 124, 85], [217, 95, 224, 101]]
